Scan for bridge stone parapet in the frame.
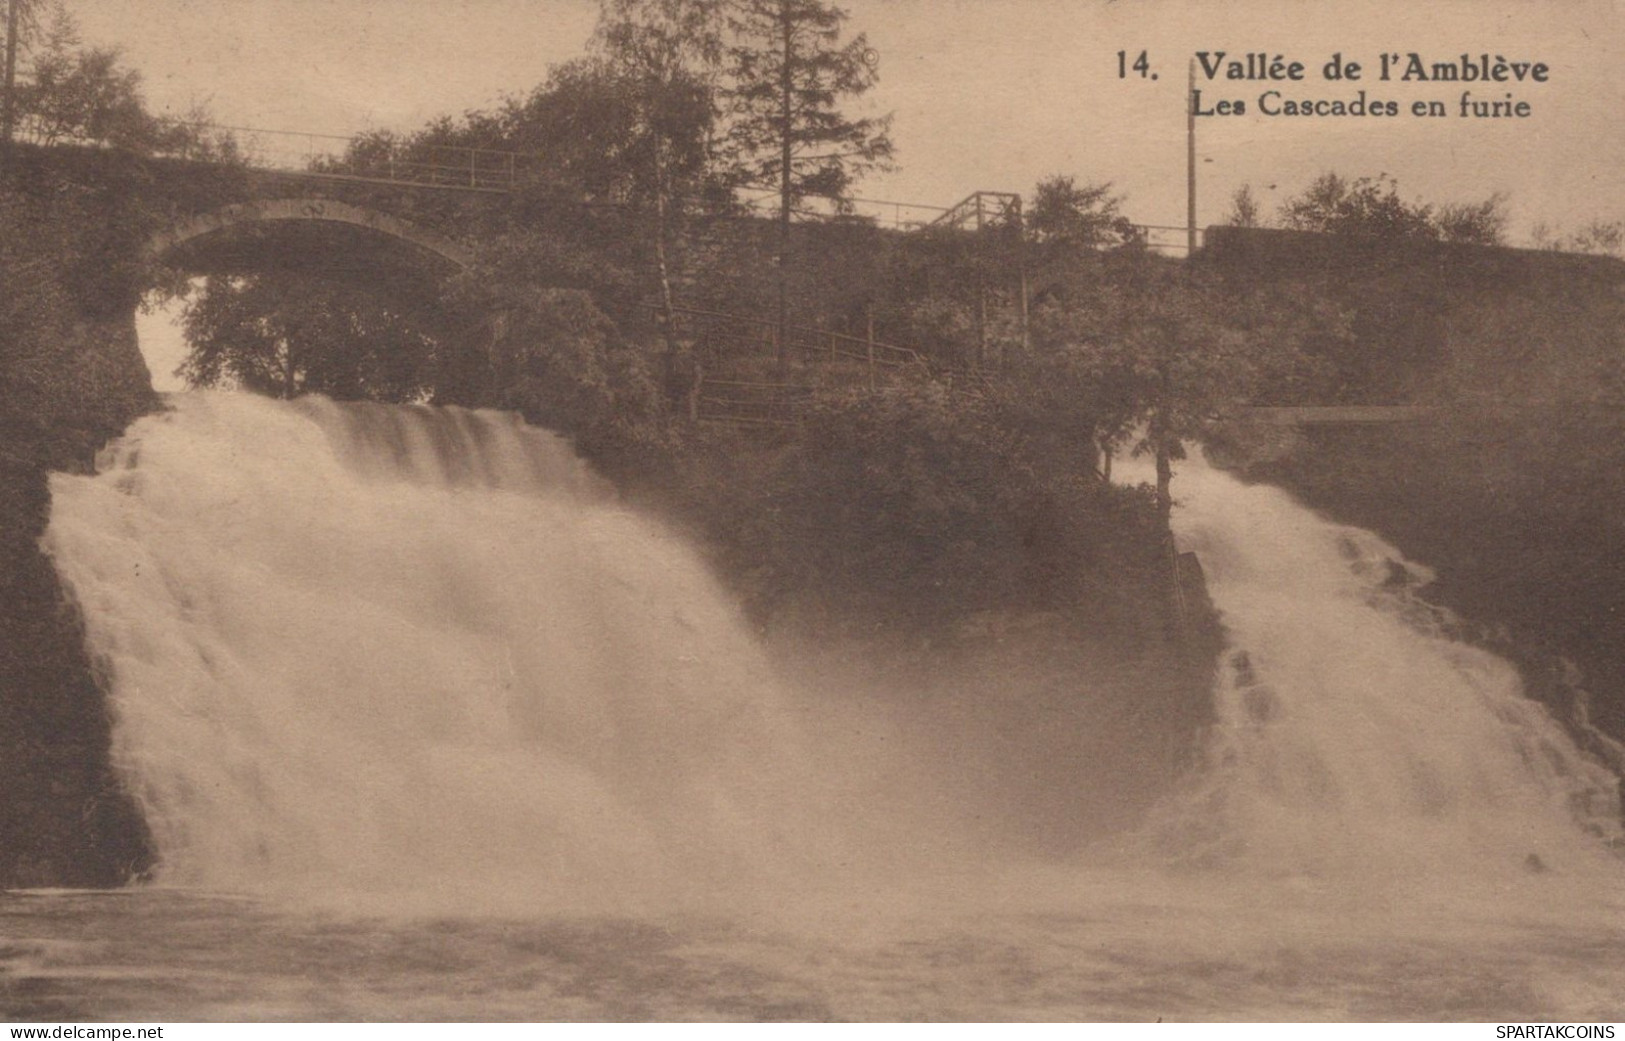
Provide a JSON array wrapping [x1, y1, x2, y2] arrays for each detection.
[[146, 196, 476, 272]]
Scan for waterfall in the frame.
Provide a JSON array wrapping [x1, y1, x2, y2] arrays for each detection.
[[41, 394, 1622, 914], [1128, 452, 1622, 882], [42, 392, 827, 911]]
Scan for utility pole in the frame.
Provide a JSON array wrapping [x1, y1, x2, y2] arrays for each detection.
[[776, 1, 793, 362], [1014, 194, 1030, 355], [1186, 57, 1197, 256]]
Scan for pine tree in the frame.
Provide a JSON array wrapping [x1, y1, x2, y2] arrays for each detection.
[[721, 0, 893, 350]]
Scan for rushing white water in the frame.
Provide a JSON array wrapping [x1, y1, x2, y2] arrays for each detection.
[[42, 392, 833, 912], [40, 394, 1624, 925], [29, 394, 1625, 1018], [1125, 452, 1623, 886]]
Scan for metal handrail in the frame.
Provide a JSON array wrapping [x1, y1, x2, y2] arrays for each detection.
[[929, 190, 1023, 232], [142, 122, 1200, 252], [149, 119, 541, 192], [663, 304, 926, 368]]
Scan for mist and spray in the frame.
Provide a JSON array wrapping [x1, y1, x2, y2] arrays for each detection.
[[41, 392, 1623, 915], [1118, 450, 1622, 886], [43, 393, 855, 911]]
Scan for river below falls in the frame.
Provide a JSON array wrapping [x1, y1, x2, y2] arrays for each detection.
[[24, 393, 1625, 1022], [3, 877, 1622, 1022]]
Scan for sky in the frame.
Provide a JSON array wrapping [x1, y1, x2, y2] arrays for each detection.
[[61, 0, 1624, 384]]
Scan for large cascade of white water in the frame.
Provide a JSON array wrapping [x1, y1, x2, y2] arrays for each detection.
[[42, 392, 827, 910], [1132, 454, 1622, 881], [41, 393, 1623, 915]]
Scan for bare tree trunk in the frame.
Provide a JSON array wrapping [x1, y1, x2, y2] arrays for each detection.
[[776, 2, 793, 362], [1152, 371, 1176, 537], [279, 343, 296, 400], [655, 195, 676, 343], [1150, 408, 1183, 640], [2, 0, 20, 156], [975, 265, 988, 369], [652, 146, 688, 413], [652, 139, 677, 354], [1014, 202, 1031, 356], [1155, 436, 1174, 536]]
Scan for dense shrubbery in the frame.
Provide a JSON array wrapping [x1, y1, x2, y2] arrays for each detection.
[[479, 285, 676, 480], [0, 159, 179, 460], [1232, 171, 1510, 246], [663, 379, 1168, 640], [178, 273, 441, 403]]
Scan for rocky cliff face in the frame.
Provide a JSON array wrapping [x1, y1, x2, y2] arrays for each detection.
[[2, 174, 161, 886], [1, 450, 154, 886]]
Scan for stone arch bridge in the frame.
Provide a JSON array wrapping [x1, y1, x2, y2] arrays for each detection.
[[146, 197, 476, 274], [23, 143, 524, 413]]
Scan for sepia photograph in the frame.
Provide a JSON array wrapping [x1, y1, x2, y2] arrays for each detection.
[[1, 0, 1622, 1025]]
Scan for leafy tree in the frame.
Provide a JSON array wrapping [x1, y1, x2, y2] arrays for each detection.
[[12, 4, 141, 147], [1223, 184, 1264, 228], [599, 0, 728, 71], [472, 284, 671, 476], [494, 57, 724, 211], [1026, 175, 1135, 253], [1030, 252, 1342, 536], [879, 221, 1028, 369], [1279, 172, 1506, 245], [21, 44, 148, 147], [1279, 172, 1433, 239], [175, 259, 671, 477], [721, 0, 894, 346], [310, 110, 513, 190], [1022, 174, 1137, 322], [315, 19, 726, 209], [0, 0, 53, 149], [177, 274, 438, 402], [678, 378, 1165, 633], [1532, 218, 1624, 257], [2, 1, 220, 156], [316, 31, 725, 352], [1571, 220, 1623, 256], [590, 1, 731, 343], [1434, 194, 1509, 245]]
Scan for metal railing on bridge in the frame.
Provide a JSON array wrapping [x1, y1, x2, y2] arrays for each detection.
[[151, 121, 1201, 250], [157, 121, 538, 192], [659, 304, 1006, 427], [930, 191, 1023, 233], [733, 187, 951, 230], [665, 305, 926, 370], [1132, 224, 1205, 256], [695, 378, 817, 427], [662, 304, 921, 427]]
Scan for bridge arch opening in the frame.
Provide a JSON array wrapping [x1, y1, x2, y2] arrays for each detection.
[[139, 198, 491, 401], [145, 198, 476, 275]]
